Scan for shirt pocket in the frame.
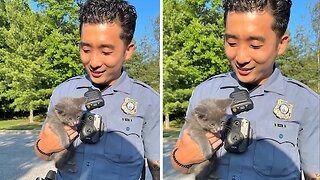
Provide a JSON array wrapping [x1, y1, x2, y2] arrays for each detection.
[[103, 116, 144, 164], [253, 122, 300, 177]]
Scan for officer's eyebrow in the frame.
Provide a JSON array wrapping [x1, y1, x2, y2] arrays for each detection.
[[80, 42, 90, 47], [225, 33, 266, 42], [99, 44, 115, 50], [247, 35, 265, 42], [79, 42, 115, 50], [225, 33, 237, 40]]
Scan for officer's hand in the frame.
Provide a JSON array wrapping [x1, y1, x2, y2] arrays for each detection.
[[206, 131, 223, 151], [64, 125, 79, 142], [172, 128, 222, 167], [36, 123, 78, 155]]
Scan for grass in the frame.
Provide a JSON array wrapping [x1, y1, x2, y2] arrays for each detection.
[[0, 118, 43, 130], [163, 128, 181, 138]]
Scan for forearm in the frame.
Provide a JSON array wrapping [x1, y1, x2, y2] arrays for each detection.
[[147, 159, 160, 180], [34, 137, 52, 161], [305, 173, 320, 180], [170, 147, 192, 174]]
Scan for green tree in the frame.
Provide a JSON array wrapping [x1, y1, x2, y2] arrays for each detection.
[[278, 1, 319, 94], [0, 0, 84, 121], [35, 0, 84, 84], [125, 16, 160, 92], [163, 0, 229, 128], [0, 0, 53, 122]]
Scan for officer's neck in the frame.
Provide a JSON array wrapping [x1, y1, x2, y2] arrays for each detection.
[[240, 82, 260, 92], [92, 83, 110, 92]]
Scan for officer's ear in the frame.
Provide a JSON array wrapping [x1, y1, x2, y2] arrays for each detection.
[[277, 34, 289, 56], [124, 42, 134, 61]]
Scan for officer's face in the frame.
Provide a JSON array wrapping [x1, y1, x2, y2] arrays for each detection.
[[224, 11, 288, 85], [80, 23, 134, 85]]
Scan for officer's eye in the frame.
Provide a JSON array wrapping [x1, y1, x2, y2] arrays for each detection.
[[83, 49, 91, 54], [102, 51, 112, 56], [250, 44, 262, 49], [227, 42, 237, 47]]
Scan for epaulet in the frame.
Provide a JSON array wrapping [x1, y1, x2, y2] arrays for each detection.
[[132, 79, 159, 95], [60, 76, 84, 84], [285, 77, 319, 98], [202, 73, 230, 84]]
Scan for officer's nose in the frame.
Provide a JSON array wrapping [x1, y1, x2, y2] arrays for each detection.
[[235, 46, 251, 66], [89, 51, 103, 69]]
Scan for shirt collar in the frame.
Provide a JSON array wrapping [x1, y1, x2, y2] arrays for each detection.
[[220, 66, 285, 95], [83, 70, 132, 95], [263, 66, 285, 95], [102, 70, 132, 95]]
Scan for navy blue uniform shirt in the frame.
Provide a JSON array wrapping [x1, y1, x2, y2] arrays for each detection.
[[45, 71, 160, 180], [182, 67, 319, 180]]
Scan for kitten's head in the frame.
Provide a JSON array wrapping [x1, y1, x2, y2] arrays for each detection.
[[193, 98, 232, 133], [54, 97, 86, 126]]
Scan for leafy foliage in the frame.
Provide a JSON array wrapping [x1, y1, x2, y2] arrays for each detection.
[[278, 0, 319, 94], [163, 0, 230, 123], [125, 16, 160, 92], [0, 0, 159, 121]]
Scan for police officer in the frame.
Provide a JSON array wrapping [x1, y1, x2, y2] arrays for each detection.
[[34, 0, 160, 179], [171, 0, 320, 179]]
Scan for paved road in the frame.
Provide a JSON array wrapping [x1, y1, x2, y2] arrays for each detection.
[[0, 131, 195, 180], [163, 138, 194, 180], [0, 132, 55, 180], [0, 132, 153, 180]]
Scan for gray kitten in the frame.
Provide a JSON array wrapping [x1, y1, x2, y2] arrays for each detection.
[[186, 98, 231, 180], [46, 97, 86, 171]]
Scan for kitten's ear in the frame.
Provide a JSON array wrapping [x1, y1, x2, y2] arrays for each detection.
[[217, 99, 232, 109], [74, 97, 86, 106], [194, 106, 207, 120], [54, 103, 66, 115]]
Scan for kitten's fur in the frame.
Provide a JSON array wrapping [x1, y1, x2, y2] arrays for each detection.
[[46, 97, 86, 171], [186, 98, 231, 180]]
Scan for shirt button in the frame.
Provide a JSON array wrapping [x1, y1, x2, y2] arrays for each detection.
[[86, 162, 90, 166], [232, 175, 237, 180], [126, 127, 130, 131], [279, 134, 284, 139]]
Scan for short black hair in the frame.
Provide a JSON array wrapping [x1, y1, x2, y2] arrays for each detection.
[[223, 0, 292, 38], [79, 0, 137, 45]]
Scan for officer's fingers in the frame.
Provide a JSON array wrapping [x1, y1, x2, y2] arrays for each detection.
[[208, 136, 221, 145], [68, 131, 79, 141], [211, 139, 223, 150], [205, 132, 221, 139], [63, 125, 76, 131], [63, 125, 78, 140]]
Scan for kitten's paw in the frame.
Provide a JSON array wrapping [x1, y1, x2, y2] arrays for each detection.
[[61, 163, 77, 173], [202, 146, 213, 159], [61, 141, 71, 149], [67, 160, 76, 165], [67, 165, 77, 173]]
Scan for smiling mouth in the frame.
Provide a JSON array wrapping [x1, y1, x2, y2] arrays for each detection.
[[236, 66, 254, 75], [90, 69, 105, 78]]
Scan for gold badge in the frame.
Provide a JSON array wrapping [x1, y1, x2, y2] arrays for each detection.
[[274, 99, 293, 120], [121, 97, 138, 115]]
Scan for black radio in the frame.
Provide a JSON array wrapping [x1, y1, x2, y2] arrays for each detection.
[[84, 87, 105, 110], [229, 87, 253, 114], [77, 87, 105, 144]]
